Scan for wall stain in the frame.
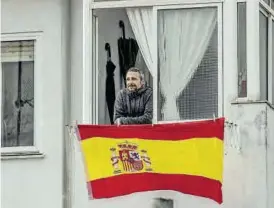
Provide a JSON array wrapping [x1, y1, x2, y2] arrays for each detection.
[[254, 110, 266, 131]]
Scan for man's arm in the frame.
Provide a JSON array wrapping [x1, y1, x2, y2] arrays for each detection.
[[113, 91, 126, 124], [120, 91, 153, 125]]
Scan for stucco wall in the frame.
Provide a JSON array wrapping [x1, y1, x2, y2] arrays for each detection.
[[224, 102, 268, 208], [1, 0, 67, 208], [267, 104, 274, 208]]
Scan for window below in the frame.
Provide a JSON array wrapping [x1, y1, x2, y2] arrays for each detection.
[[1, 40, 35, 148]]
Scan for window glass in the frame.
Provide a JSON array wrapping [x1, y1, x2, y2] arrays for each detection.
[[237, 3, 247, 97], [272, 20, 274, 103], [1, 40, 34, 147], [259, 12, 268, 100], [264, 0, 270, 5], [157, 7, 218, 121]]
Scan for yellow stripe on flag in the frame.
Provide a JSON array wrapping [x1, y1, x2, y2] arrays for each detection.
[[81, 137, 223, 182]]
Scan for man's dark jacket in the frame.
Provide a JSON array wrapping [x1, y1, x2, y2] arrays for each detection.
[[113, 86, 153, 124]]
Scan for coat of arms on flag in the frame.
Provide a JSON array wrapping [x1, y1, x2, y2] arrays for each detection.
[[110, 141, 153, 174]]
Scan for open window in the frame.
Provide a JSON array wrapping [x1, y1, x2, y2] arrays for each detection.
[[93, 8, 153, 125], [90, 1, 223, 124]]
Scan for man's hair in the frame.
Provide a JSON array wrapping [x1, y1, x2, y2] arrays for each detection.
[[127, 67, 145, 83]]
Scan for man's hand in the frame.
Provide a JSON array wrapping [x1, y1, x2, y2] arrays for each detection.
[[115, 118, 121, 126]]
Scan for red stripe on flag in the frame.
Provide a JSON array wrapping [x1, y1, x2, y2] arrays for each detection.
[[78, 118, 224, 141], [89, 173, 223, 204]]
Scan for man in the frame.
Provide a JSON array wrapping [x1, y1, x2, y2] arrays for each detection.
[[114, 67, 173, 208], [114, 67, 153, 125]]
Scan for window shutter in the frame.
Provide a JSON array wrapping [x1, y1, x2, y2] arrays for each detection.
[[1, 40, 34, 62]]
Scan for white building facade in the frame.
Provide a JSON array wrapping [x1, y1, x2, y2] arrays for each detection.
[[1, 0, 274, 208]]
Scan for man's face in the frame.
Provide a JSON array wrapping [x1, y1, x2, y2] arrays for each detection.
[[126, 71, 142, 92]]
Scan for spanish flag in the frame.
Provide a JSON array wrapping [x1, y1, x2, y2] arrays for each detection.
[[77, 118, 225, 204]]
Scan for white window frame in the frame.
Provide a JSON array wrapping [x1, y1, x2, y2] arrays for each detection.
[[91, 14, 99, 124], [236, 0, 274, 103], [153, 3, 223, 123], [88, 0, 224, 125], [1, 32, 44, 156], [234, 0, 274, 102], [90, 0, 224, 9]]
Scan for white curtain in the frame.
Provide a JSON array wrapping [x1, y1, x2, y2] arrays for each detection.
[[158, 8, 217, 121], [135, 51, 152, 86], [126, 7, 155, 77]]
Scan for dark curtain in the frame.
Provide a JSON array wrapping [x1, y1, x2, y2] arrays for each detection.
[[105, 43, 116, 124], [118, 21, 139, 87], [106, 60, 116, 124]]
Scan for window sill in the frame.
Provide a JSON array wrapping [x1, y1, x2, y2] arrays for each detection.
[[231, 98, 274, 110], [1, 152, 45, 160]]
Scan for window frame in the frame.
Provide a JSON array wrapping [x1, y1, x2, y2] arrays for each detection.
[[1, 32, 43, 155], [236, 0, 274, 104], [153, 3, 223, 123], [90, 0, 224, 9], [91, 14, 99, 124], [89, 0, 224, 125]]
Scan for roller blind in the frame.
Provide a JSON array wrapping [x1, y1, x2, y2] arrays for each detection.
[[1, 40, 34, 62]]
